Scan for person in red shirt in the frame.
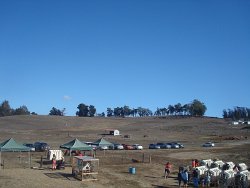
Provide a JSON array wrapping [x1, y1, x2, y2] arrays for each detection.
[[164, 162, 172, 179], [52, 154, 57, 170]]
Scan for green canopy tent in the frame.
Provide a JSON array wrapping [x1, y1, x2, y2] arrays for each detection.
[[60, 138, 93, 156], [0, 138, 31, 169], [92, 138, 114, 148]]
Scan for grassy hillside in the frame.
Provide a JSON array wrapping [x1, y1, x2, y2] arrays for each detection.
[[0, 115, 230, 144]]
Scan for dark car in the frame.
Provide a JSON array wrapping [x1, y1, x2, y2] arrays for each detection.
[[149, 144, 161, 149], [156, 143, 167, 149], [34, 142, 50, 151], [23, 143, 35, 151]]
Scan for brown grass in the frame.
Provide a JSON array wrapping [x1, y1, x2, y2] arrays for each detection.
[[0, 115, 249, 187]]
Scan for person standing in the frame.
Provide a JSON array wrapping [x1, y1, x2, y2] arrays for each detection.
[[164, 162, 172, 179], [204, 172, 211, 187], [193, 168, 199, 188], [52, 154, 56, 170], [181, 169, 189, 188], [178, 167, 183, 187]]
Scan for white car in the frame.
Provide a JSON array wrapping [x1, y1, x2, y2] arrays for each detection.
[[203, 142, 215, 147], [99, 145, 109, 150], [114, 144, 124, 150], [132, 144, 143, 150]]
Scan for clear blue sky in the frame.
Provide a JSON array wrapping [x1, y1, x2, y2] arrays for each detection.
[[0, 0, 249, 117]]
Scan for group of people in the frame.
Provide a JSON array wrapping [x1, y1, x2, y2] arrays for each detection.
[[177, 167, 189, 188], [164, 161, 211, 187], [52, 154, 65, 170], [164, 162, 188, 187]]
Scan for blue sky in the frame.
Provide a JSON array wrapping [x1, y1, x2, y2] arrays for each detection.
[[0, 0, 249, 117]]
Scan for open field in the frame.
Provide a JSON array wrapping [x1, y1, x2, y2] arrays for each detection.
[[0, 115, 250, 188]]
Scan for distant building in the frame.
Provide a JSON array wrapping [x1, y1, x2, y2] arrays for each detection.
[[232, 120, 250, 125], [232, 121, 239, 125], [109, 129, 120, 136]]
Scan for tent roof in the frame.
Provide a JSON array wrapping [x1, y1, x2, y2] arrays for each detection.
[[92, 138, 113, 146], [0, 138, 31, 152], [60, 138, 92, 151]]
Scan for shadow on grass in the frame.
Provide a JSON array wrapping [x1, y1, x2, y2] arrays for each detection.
[[144, 175, 158, 179], [44, 172, 77, 181], [152, 184, 177, 188]]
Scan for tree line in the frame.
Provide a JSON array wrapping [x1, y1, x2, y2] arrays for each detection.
[[223, 107, 250, 120], [0, 100, 34, 116], [106, 99, 207, 117], [0, 99, 207, 118]]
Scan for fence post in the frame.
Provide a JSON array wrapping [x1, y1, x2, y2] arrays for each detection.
[[149, 155, 151, 163], [40, 156, 43, 168], [142, 153, 145, 163]]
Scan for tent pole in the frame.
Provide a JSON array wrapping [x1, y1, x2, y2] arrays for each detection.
[[29, 151, 31, 168]]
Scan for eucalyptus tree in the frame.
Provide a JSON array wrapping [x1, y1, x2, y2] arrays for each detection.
[[14, 105, 30, 115], [106, 108, 113, 117], [89, 105, 96, 117], [168, 105, 175, 115], [49, 107, 64, 116], [188, 99, 207, 116], [0, 100, 13, 116], [76, 103, 89, 117]]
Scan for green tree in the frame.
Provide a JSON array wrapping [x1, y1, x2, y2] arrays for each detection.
[[114, 107, 124, 117], [131, 108, 138, 117], [182, 104, 190, 115], [89, 105, 96, 117], [76, 103, 89, 117], [123, 105, 131, 117], [189, 99, 207, 116], [222, 109, 228, 118], [0, 100, 13, 116], [49, 107, 64, 116], [174, 103, 182, 115], [106, 108, 113, 117], [168, 105, 175, 115], [14, 105, 30, 115], [154, 108, 161, 116]]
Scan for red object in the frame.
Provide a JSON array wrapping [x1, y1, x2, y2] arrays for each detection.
[[195, 159, 199, 167], [122, 144, 133, 150], [165, 162, 172, 169], [192, 160, 196, 168], [52, 159, 56, 170]]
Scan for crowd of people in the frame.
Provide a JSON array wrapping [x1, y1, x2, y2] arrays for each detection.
[[164, 160, 248, 188], [164, 162, 211, 188]]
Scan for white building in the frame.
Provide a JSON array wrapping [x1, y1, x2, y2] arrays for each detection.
[[109, 129, 120, 136]]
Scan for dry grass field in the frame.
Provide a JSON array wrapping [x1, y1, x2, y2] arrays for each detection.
[[0, 115, 249, 188]]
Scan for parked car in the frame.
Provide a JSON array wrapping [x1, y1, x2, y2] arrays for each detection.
[[122, 144, 134, 150], [203, 142, 215, 147], [132, 144, 143, 150], [23, 143, 35, 151], [149, 144, 161, 149], [167, 142, 180, 149], [34, 142, 50, 151], [85, 142, 98, 150], [156, 142, 167, 149], [98, 145, 109, 150], [114, 143, 124, 150], [172, 142, 184, 148], [164, 143, 172, 149]]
